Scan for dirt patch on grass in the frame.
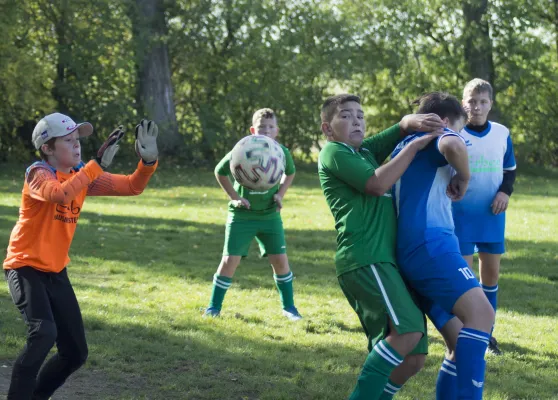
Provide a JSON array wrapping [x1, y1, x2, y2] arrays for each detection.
[[0, 361, 146, 400]]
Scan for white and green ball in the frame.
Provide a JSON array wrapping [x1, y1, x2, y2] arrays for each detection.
[[230, 135, 286, 191]]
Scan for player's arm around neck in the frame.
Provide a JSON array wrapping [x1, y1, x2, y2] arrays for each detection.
[[365, 134, 440, 196], [439, 136, 471, 201], [439, 136, 470, 181]]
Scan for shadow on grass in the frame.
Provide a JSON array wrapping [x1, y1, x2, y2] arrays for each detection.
[[1, 205, 557, 319], [0, 298, 363, 399], [2, 289, 557, 399]]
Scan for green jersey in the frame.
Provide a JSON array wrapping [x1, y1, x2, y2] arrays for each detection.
[[216, 144, 295, 220], [318, 124, 402, 276]]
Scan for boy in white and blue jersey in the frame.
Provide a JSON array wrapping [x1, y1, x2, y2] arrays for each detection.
[[454, 78, 517, 355], [392, 92, 495, 400]]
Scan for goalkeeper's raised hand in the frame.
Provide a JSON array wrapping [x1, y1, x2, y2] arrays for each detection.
[[96, 126, 125, 170], [135, 119, 159, 164]]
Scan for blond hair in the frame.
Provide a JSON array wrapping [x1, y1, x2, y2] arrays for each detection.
[[463, 78, 493, 100], [252, 108, 276, 127]]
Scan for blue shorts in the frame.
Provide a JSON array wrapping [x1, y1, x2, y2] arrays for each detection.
[[459, 241, 505, 256], [424, 303, 455, 331], [399, 251, 481, 318]]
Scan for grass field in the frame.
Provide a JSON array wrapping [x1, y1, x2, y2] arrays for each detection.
[[0, 160, 557, 400]]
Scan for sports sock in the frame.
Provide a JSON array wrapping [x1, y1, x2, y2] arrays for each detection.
[[436, 358, 457, 400], [208, 274, 232, 310], [274, 271, 295, 309], [481, 284, 498, 313], [349, 340, 403, 400], [456, 328, 490, 400], [379, 379, 402, 399]]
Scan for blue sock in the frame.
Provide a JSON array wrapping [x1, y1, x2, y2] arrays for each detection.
[[436, 358, 457, 400], [482, 284, 498, 313], [482, 284, 498, 336], [456, 328, 490, 400]]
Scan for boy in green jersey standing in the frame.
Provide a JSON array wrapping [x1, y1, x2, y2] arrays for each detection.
[[204, 109, 301, 321], [318, 94, 444, 399]]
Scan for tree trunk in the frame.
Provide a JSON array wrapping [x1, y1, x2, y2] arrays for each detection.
[[133, 0, 182, 156], [462, 0, 495, 85], [50, 0, 70, 115], [462, 0, 500, 120], [555, 0, 558, 60]]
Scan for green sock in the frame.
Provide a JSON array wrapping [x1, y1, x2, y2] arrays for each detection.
[[274, 271, 295, 309], [208, 274, 232, 310], [379, 379, 402, 399], [349, 340, 403, 400]]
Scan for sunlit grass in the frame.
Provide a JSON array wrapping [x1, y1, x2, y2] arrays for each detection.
[[0, 162, 557, 399]]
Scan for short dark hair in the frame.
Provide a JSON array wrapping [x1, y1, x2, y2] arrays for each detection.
[[321, 94, 361, 123], [38, 137, 56, 160], [413, 92, 468, 125], [463, 78, 493, 100]]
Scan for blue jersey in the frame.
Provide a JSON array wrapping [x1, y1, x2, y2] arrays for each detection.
[[453, 122, 516, 243], [392, 130, 464, 266]]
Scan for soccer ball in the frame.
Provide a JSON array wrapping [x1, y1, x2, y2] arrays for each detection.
[[230, 135, 286, 191]]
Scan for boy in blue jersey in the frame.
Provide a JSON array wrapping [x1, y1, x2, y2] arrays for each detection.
[[454, 79, 517, 355], [392, 92, 495, 400]]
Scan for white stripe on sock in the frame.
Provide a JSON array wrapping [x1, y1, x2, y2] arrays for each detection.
[[376, 341, 402, 366], [458, 332, 489, 345], [441, 366, 457, 377], [385, 382, 400, 392], [384, 386, 397, 395], [374, 347, 401, 367], [370, 265, 400, 326], [213, 281, 230, 290], [459, 329, 490, 342], [482, 286, 498, 293], [274, 272, 293, 282], [378, 341, 403, 363], [213, 277, 231, 287], [442, 360, 456, 370]]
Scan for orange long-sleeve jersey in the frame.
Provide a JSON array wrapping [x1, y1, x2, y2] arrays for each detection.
[[3, 159, 158, 273]]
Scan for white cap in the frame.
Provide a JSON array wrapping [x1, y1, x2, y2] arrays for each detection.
[[32, 113, 94, 150]]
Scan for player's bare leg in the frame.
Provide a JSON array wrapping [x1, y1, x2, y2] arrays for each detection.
[[385, 354, 425, 397], [268, 254, 301, 320], [463, 254, 474, 269], [478, 253, 500, 286], [479, 252, 502, 355], [216, 255, 242, 277]]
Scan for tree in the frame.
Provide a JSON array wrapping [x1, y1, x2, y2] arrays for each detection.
[[462, 0, 495, 84], [132, 0, 183, 156]]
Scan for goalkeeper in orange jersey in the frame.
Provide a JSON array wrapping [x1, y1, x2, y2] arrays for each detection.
[[3, 113, 159, 400]]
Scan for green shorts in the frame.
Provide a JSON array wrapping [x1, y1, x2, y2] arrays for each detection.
[[223, 217, 286, 257], [338, 263, 428, 354]]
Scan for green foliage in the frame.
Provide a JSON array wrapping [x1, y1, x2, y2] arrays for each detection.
[[0, 0, 557, 165]]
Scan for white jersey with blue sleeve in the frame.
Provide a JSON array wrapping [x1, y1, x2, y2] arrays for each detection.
[[453, 121, 516, 243], [392, 129, 464, 265]]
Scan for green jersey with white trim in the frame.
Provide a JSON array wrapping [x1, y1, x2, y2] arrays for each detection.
[[318, 124, 402, 276]]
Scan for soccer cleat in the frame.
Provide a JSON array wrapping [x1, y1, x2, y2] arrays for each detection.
[[203, 307, 221, 318], [486, 336, 502, 356], [282, 306, 302, 321]]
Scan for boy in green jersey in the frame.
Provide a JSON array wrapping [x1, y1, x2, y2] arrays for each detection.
[[204, 108, 301, 320], [318, 94, 445, 399]]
